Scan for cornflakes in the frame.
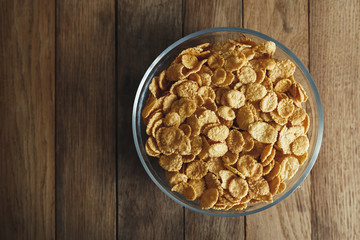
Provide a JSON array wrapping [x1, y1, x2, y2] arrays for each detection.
[[246, 83, 267, 101], [248, 122, 277, 144], [260, 91, 278, 112], [200, 188, 219, 209], [186, 160, 208, 180], [226, 130, 245, 153], [229, 177, 249, 199], [142, 37, 311, 211], [237, 66, 257, 84], [291, 135, 309, 156]]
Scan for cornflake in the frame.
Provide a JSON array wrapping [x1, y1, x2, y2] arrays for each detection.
[[142, 38, 311, 211]]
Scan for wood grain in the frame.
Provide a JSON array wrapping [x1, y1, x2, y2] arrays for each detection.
[[243, 1, 311, 239], [117, 0, 184, 239], [55, 1, 116, 239], [183, 1, 245, 239], [183, 0, 243, 34], [310, 0, 360, 239], [0, 0, 55, 239]]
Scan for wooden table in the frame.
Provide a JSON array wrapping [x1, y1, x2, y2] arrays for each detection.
[[1, 0, 359, 239]]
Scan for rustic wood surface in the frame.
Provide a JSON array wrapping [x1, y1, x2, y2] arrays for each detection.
[[1, 0, 359, 239]]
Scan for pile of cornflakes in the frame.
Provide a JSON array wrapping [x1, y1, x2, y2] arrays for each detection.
[[142, 38, 310, 211]]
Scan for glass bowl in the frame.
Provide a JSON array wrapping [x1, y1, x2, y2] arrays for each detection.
[[132, 27, 323, 216]]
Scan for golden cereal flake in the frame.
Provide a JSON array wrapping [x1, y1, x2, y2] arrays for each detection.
[[200, 188, 219, 209], [219, 170, 237, 189], [274, 78, 292, 93], [302, 114, 310, 134], [237, 66, 257, 84], [268, 175, 281, 195], [166, 63, 186, 81], [171, 182, 190, 195], [190, 135, 203, 155], [208, 54, 225, 69], [260, 144, 273, 163], [198, 86, 216, 100], [262, 148, 276, 167], [267, 59, 296, 81], [218, 71, 235, 87], [255, 69, 266, 84], [236, 155, 259, 178], [224, 55, 246, 72], [217, 106, 236, 121], [158, 70, 169, 91], [181, 54, 199, 69], [156, 126, 185, 155], [212, 68, 227, 86], [221, 89, 246, 109], [291, 135, 309, 156], [224, 164, 246, 179], [151, 118, 163, 137], [189, 178, 206, 199], [229, 177, 249, 199], [279, 156, 299, 181], [215, 87, 229, 105], [270, 110, 288, 126], [260, 112, 272, 122], [164, 112, 181, 127], [205, 172, 222, 189], [247, 177, 270, 196], [202, 98, 217, 112], [175, 80, 199, 98], [159, 154, 183, 171], [171, 98, 197, 119], [183, 184, 197, 201], [277, 125, 304, 154], [222, 151, 239, 165], [168, 172, 188, 187], [248, 122, 278, 144], [289, 107, 307, 125], [262, 159, 275, 175], [255, 41, 276, 56], [264, 161, 281, 181], [236, 104, 255, 130], [296, 152, 308, 165], [289, 81, 308, 102], [186, 160, 208, 180], [277, 98, 295, 118], [149, 76, 161, 98], [182, 154, 196, 163], [145, 111, 163, 135], [197, 109, 219, 126], [276, 182, 286, 194], [162, 94, 178, 113], [260, 91, 278, 113], [206, 124, 230, 142], [179, 124, 192, 138], [226, 130, 245, 154], [206, 157, 225, 176], [232, 203, 247, 211], [208, 143, 228, 158], [145, 137, 161, 157], [246, 83, 267, 102]]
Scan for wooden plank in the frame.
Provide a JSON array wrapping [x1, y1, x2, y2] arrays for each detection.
[[0, 0, 55, 239], [243, 1, 311, 239], [183, 1, 245, 239], [183, 0, 243, 34], [117, 0, 183, 239], [55, 1, 116, 239], [309, 0, 360, 239]]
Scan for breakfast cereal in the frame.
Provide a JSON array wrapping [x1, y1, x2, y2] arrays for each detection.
[[142, 38, 311, 211]]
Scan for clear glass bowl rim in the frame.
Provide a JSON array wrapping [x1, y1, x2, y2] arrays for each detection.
[[132, 27, 324, 217]]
